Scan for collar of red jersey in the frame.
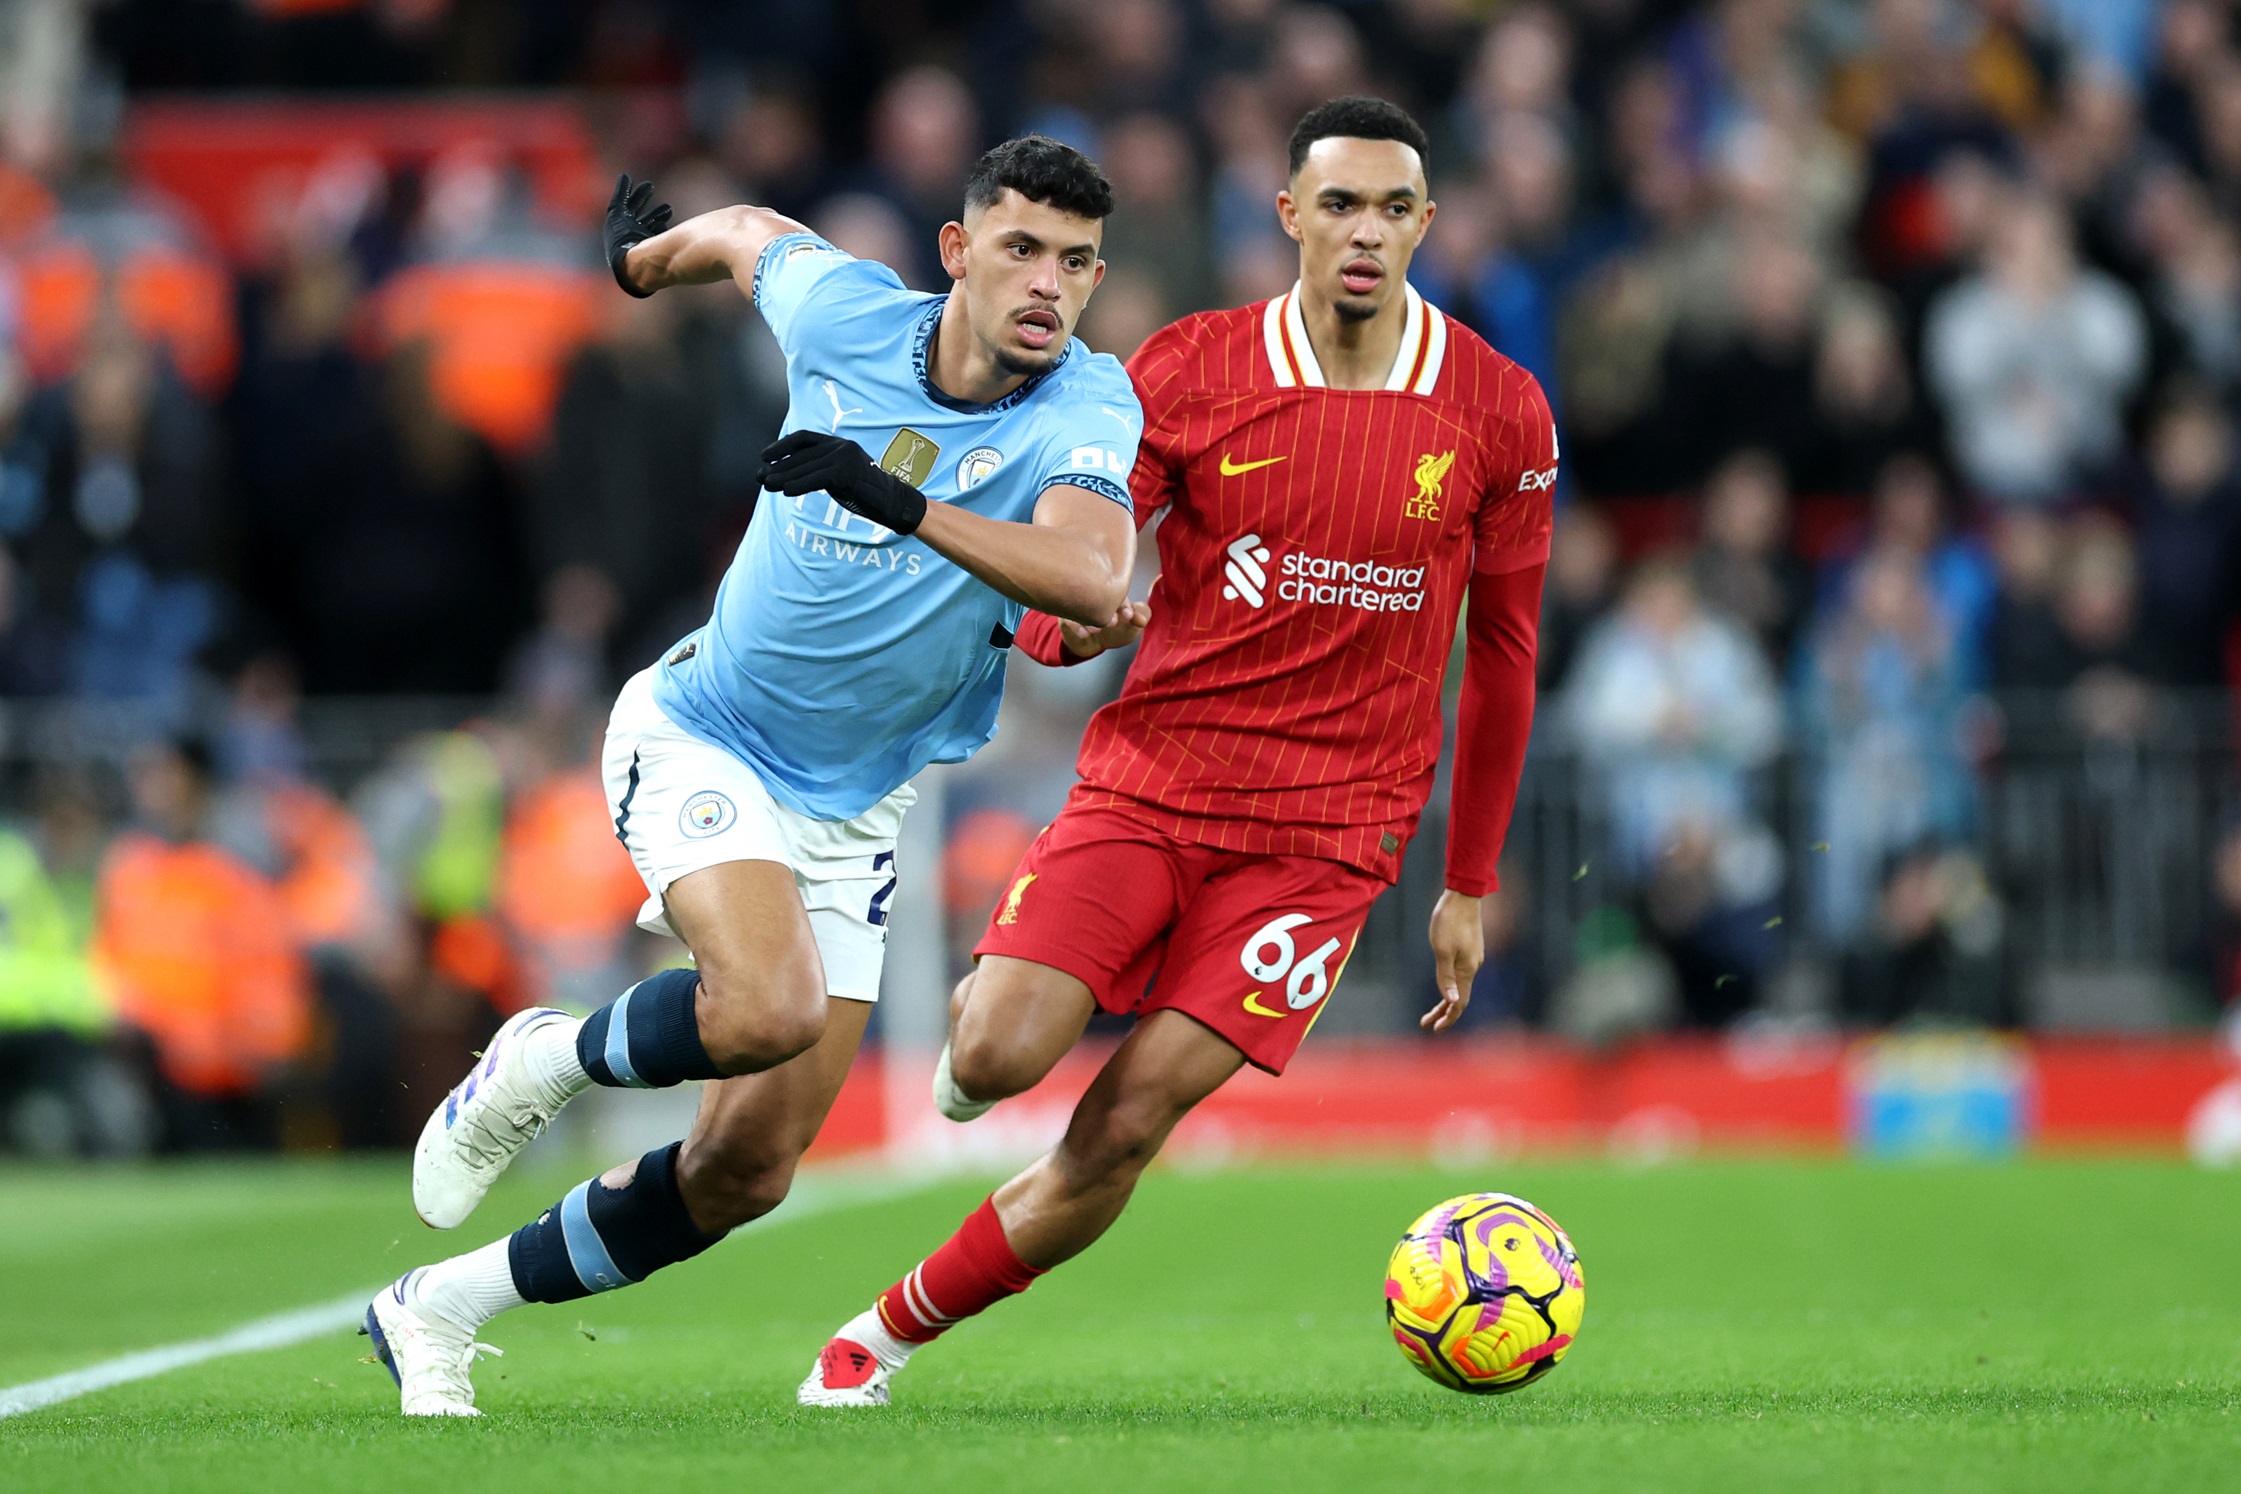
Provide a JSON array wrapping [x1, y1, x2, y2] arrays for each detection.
[[1261, 280, 1447, 395]]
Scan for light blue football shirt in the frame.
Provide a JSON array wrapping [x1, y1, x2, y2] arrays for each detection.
[[652, 233, 1142, 821]]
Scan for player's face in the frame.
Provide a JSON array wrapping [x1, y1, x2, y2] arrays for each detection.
[[941, 189, 1107, 378], [1278, 138, 1434, 325]]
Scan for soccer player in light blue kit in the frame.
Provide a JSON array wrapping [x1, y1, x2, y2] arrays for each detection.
[[364, 139, 1150, 1416]]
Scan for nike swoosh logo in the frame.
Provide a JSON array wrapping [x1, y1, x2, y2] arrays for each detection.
[[1242, 991, 1285, 1018], [1219, 454, 1287, 477]]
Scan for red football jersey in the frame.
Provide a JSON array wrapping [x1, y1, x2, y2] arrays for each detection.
[[1061, 283, 1557, 882]]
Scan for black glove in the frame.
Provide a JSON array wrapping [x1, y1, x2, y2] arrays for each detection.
[[758, 430, 929, 536], [604, 173, 673, 298]]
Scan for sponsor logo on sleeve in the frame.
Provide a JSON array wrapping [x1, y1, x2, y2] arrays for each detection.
[[1518, 465, 1558, 493]]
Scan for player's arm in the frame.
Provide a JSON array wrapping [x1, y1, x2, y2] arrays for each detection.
[[1015, 490, 1157, 665], [1425, 560, 1546, 1032], [757, 428, 1134, 625], [1425, 379, 1559, 1033], [603, 174, 806, 299], [914, 484, 1135, 626]]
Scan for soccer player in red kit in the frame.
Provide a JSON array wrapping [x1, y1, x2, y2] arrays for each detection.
[[800, 96, 1555, 1405]]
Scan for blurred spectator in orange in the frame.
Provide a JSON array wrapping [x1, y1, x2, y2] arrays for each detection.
[[371, 256, 605, 457], [943, 807, 1037, 970], [12, 239, 238, 398], [496, 753, 646, 1014], [96, 737, 310, 1150], [214, 654, 408, 1147]]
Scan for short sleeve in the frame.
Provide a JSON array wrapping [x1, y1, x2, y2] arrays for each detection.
[[751, 233, 904, 356], [1474, 372, 1559, 575], [1036, 380, 1142, 511]]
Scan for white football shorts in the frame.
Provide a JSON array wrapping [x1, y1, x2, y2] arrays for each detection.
[[600, 666, 914, 1003]]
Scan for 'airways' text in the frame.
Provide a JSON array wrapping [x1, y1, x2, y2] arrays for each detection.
[[782, 520, 924, 574]]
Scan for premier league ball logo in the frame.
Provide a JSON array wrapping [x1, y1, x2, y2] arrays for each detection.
[[679, 791, 737, 838]]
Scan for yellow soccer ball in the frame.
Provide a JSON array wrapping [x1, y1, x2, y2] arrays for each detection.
[[1384, 1192, 1585, 1394]]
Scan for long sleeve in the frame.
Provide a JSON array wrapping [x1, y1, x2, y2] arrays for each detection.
[[1445, 560, 1546, 896], [1015, 608, 1085, 667]]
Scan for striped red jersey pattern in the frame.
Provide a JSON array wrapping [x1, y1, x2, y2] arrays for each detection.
[[1065, 285, 1557, 882]]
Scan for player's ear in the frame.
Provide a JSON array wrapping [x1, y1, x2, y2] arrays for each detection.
[[1418, 198, 1437, 246], [938, 220, 969, 282], [1091, 258, 1106, 292], [1275, 189, 1302, 244]]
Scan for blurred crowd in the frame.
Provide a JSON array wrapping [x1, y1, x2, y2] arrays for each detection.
[[3, 0, 2241, 1152]]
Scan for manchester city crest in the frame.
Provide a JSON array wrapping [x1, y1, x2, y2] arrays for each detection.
[[679, 790, 737, 838], [957, 446, 1005, 489]]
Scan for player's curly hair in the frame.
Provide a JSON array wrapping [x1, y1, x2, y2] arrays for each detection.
[[1287, 96, 1431, 178], [963, 135, 1115, 222]]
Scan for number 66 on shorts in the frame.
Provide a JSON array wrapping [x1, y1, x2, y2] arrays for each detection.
[[973, 803, 1389, 1075]]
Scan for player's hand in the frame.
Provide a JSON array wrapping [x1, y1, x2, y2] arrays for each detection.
[[758, 430, 930, 535], [1060, 600, 1150, 659], [1423, 888, 1483, 1033], [605, 174, 673, 298]]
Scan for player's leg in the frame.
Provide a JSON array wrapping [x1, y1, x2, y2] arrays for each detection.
[[802, 850, 1379, 1404], [800, 1009, 1241, 1405], [412, 671, 834, 1230], [931, 956, 1096, 1120], [368, 996, 869, 1416], [931, 806, 1186, 1122], [411, 856, 827, 1229]]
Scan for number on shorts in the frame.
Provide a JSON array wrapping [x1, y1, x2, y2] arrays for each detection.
[[1240, 913, 1346, 1011], [867, 851, 897, 928]]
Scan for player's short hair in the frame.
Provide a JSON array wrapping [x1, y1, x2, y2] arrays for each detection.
[[963, 135, 1115, 222], [1287, 96, 1431, 179]]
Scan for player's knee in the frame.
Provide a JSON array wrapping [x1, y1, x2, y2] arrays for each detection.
[[694, 963, 826, 1073], [678, 1142, 795, 1232], [949, 1024, 1048, 1102]]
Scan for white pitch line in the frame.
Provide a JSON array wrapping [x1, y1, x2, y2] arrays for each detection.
[[0, 1170, 932, 1421], [0, 1293, 369, 1419]]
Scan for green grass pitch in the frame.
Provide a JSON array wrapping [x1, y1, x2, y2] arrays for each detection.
[[2, 1156, 2237, 1491]]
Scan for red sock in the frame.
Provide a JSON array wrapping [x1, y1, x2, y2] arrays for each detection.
[[875, 1196, 1044, 1344]]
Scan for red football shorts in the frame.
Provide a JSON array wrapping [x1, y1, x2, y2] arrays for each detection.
[[972, 805, 1387, 1074]]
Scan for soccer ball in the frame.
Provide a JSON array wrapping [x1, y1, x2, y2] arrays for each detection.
[[1384, 1192, 1585, 1394]]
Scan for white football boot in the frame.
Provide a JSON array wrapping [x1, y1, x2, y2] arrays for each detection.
[[361, 1272, 503, 1418], [931, 1039, 996, 1123], [413, 1006, 575, 1229], [797, 1336, 896, 1407]]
